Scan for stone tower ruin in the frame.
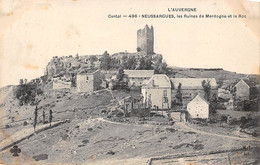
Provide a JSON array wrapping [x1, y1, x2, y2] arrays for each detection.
[[137, 25, 154, 55]]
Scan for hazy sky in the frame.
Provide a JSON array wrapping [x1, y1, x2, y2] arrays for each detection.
[[0, 0, 259, 87]]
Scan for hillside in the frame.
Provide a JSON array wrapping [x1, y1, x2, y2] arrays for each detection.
[[168, 67, 259, 87], [45, 52, 163, 78], [1, 88, 259, 164], [1, 51, 259, 164]]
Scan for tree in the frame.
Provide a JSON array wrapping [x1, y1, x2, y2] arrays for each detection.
[[175, 83, 182, 105], [157, 62, 167, 74], [89, 55, 98, 69], [110, 58, 120, 69], [136, 47, 141, 52], [154, 55, 167, 74], [230, 86, 236, 99], [121, 55, 128, 69], [33, 106, 38, 131], [126, 56, 137, 69], [49, 109, 53, 126], [144, 56, 153, 70], [42, 111, 45, 124], [15, 79, 43, 106], [71, 73, 77, 87], [116, 67, 124, 81], [100, 51, 111, 70], [202, 80, 211, 101], [147, 94, 152, 120], [113, 68, 129, 90], [136, 57, 145, 70]]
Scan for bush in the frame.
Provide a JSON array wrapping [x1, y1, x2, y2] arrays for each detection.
[[15, 79, 43, 106], [220, 115, 228, 122], [216, 103, 227, 110]]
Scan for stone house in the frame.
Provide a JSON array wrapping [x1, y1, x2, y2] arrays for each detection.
[[187, 95, 209, 119], [124, 70, 154, 87], [53, 79, 71, 89], [52, 74, 72, 89], [141, 74, 172, 109], [235, 79, 257, 100], [76, 70, 101, 93], [141, 74, 218, 110], [170, 78, 218, 107]]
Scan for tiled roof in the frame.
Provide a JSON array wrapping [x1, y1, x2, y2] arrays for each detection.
[[188, 94, 209, 105], [241, 79, 255, 88], [78, 69, 99, 75], [170, 78, 218, 89], [144, 74, 172, 88], [124, 70, 154, 78]]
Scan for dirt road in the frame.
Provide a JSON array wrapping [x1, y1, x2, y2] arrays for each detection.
[[175, 122, 260, 142]]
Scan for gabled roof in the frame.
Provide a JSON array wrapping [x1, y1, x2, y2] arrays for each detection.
[[78, 69, 99, 75], [144, 74, 171, 88], [124, 70, 154, 78], [170, 78, 217, 90], [188, 95, 209, 105], [237, 79, 255, 88]]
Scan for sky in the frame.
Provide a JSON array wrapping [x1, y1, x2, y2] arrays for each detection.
[[0, 0, 259, 87]]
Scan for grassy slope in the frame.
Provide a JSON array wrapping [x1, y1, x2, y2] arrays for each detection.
[[168, 68, 259, 85], [0, 67, 259, 164]]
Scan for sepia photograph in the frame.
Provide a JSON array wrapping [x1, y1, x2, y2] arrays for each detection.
[[0, 0, 259, 164]]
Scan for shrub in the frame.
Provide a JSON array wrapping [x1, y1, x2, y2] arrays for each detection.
[[15, 79, 43, 106], [220, 115, 228, 122]]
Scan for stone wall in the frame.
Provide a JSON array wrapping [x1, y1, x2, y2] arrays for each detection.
[[52, 80, 71, 89], [77, 74, 94, 93], [141, 87, 172, 109], [77, 70, 101, 93], [137, 25, 154, 54]]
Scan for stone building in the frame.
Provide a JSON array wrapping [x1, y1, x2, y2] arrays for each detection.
[[52, 78, 71, 89], [171, 78, 218, 107], [124, 70, 154, 87], [137, 25, 154, 55], [234, 79, 257, 100], [141, 74, 218, 110], [76, 70, 101, 93], [187, 95, 209, 119], [141, 74, 172, 109], [52, 73, 72, 89]]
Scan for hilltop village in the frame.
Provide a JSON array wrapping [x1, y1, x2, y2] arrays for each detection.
[[1, 25, 259, 164], [43, 25, 259, 119]]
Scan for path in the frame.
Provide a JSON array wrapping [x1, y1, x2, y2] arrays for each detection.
[[175, 122, 260, 142], [98, 117, 260, 142], [0, 120, 69, 152]]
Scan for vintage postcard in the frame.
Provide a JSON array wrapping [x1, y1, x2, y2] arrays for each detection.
[[0, 0, 259, 164]]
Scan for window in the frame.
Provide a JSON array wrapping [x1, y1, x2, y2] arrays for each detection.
[[163, 97, 168, 103], [163, 90, 167, 96], [86, 76, 89, 83]]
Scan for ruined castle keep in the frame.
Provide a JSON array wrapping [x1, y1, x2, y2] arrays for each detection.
[[137, 25, 154, 55]]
